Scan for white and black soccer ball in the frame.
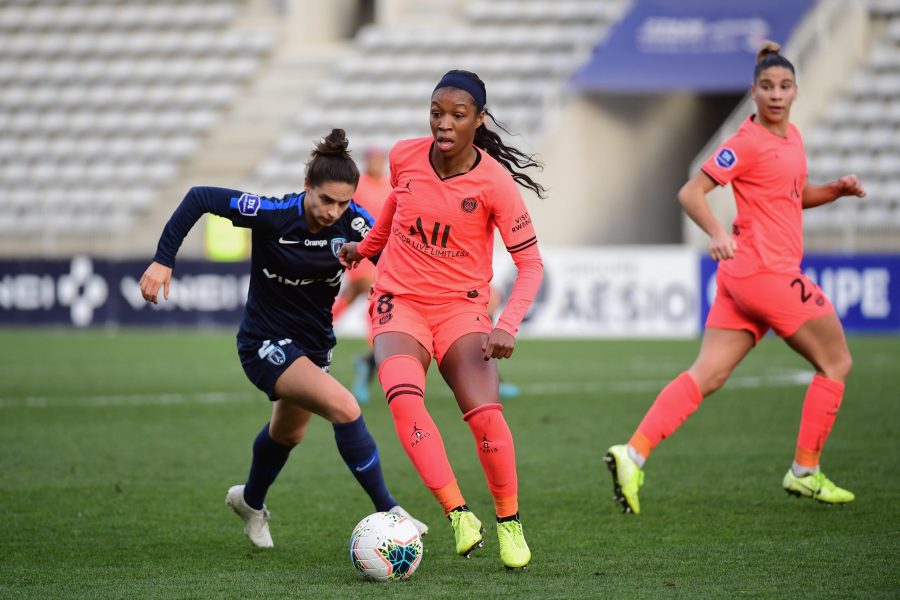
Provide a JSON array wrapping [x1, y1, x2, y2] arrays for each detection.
[[349, 511, 423, 581]]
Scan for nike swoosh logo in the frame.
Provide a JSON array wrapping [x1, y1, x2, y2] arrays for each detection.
[[279, 237, 300, 244], [790, 477, 820, 496], [354, 455, 378, 472]]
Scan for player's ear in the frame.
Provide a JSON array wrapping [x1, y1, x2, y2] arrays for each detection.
[[303, 177, 311, 193]]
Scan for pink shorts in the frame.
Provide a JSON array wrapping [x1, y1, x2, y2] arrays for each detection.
[[706, 268, 835, 343], [368, 290, 491, 364]]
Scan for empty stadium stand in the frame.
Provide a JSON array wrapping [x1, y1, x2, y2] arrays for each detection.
[[803, 1, 900, 247], [245, 0, 631, 196], [0, 0, 276, 238], [1, 0, 897, 256]]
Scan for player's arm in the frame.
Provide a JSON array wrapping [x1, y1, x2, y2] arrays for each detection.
[[340, 192, 397, 268], [141, 186, 277, 303], [678, 171, 737, 261], [802, 174, 866, 209], [487, 241, 542, 361], [489, 183, 544, 360], [696, 135, 759, 261]]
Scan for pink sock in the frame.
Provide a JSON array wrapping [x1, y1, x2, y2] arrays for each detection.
[[379, 354, 465, 513], [629, 371, 703, 459], [464, 403, 518, 518], [794, 374, 844, 468]]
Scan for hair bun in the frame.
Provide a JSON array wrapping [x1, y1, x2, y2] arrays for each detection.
[[756, 40, 781, 64], [314, 128, 350, 157]]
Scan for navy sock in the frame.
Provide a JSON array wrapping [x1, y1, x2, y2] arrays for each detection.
[[333, 415, 397, 512], [243, 423, 294, 510]]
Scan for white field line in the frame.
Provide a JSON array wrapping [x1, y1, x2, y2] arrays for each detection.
[[519, 369, 813, 396], [0, 370, 813, 409], [0, 391, 256, 409]]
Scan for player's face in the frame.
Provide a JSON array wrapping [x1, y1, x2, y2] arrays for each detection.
[[429, 87, 485, 158], [303, 179, 356, 232], [751, 67, 797, 126], [365, 149, 387, 178]]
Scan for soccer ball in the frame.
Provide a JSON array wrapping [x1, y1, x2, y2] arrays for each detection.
[[349, 511, 423, 581]]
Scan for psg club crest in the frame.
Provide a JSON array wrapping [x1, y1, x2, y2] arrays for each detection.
[[331, 237, 346, 257], [461, 198, 478, 213]]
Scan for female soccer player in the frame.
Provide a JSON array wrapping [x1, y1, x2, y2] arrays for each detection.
[[604, 42, 865, 514], [331, 146, 391, 404], [339, 70, 545, 569], [139, 129, 427, 547]]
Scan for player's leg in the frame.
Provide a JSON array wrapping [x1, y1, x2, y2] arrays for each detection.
[[374, 331, 467, 520], [745, 271, 855, 503], [225, 401, 311, 548], [439, 330, 529, 569], [781, 312, 854, 503], [641, 326, 757, 453], [271, 357, 422, 523], [606, 327, 756, 514], [487, 284, 520, 399]]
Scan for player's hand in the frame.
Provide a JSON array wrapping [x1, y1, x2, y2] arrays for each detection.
[[140, 261, 172, 304], [483, 328, 515, 361], [339, 242, 363, 269], [836, 174, 866, 198], [709, 229, 738, 262]]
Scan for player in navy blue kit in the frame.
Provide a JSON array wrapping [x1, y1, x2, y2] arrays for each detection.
[[140, 129, 427, 548]]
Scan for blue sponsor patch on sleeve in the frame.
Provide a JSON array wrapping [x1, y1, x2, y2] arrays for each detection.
[[237, 193, 260, 216], [715, 148, 737, 169]]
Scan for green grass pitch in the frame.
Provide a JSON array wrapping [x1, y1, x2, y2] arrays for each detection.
[[1, 330, 897, 598]]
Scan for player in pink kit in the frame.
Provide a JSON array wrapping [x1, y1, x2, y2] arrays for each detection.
[[605, 41, 866, 514], [340, 70, 544, 569]]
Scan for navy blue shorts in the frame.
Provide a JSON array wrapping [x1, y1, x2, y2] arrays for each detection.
[[237, 336, 333, 401]]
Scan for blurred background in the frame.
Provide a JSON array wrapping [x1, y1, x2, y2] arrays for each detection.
[[1, 0, 898, 336]]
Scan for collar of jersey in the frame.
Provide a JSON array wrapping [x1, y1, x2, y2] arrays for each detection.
[[428, 142, 483, 181], [749, 114, 790, 140], [295, 192, 306, 217]]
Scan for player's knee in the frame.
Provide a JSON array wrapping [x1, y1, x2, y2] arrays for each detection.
[[329, 392, 362, 424], [823, 352, 853, 382], [692, 368, 729, 396], [269, 424, 306, 447]]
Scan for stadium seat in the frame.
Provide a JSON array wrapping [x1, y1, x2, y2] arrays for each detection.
[[246, 0, 631, 192], [805, 4, 900, 240], [0, 0, 276, 239]]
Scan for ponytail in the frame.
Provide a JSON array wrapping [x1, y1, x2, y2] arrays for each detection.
[[475, 113, 547, 199], [754, 40, 795, 82], [306, 128, 360, 188], [436, 69, 547, 199]]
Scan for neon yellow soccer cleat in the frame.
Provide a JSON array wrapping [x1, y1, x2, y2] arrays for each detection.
[[497, 519, 531, 569], [604, 445, 645, 514], [782, 470, 855, 504], [448, 509, 485, 557]]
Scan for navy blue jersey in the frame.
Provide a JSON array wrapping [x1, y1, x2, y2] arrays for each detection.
[[153, 186, 375, 349]]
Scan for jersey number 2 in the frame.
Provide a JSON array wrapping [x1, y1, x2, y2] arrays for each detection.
[[790, 278, 812, 303]]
